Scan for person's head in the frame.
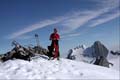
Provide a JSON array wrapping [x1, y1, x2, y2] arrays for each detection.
[[54, 28, 58, 33]]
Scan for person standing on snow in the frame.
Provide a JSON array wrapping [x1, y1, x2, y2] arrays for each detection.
[[49, 28, 60, 60]]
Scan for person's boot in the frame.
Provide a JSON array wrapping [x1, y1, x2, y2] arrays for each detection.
[[27, 57, 31, 62], [48, 57, 51, 60], [57, 57, 59, 60]]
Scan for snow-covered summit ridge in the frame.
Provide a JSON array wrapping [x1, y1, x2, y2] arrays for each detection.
[[0, 55, 119, 79]]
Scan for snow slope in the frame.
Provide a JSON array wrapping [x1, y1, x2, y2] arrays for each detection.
[[0, 56, 119, 79], [107, 53, 120, 70], [67, 45, 94, 63]]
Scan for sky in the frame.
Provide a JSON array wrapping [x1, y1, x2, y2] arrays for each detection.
[[0, 0, 119, 56]]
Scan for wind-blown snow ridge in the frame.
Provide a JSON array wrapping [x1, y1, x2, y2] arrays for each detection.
[[0, 57, 119, 79]]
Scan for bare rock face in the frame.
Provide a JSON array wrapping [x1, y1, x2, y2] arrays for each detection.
[[92, 41, 109, 58]]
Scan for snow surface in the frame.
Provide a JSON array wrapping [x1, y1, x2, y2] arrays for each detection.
[[0, 56, 119, 79], [107, 53, 120, 71]]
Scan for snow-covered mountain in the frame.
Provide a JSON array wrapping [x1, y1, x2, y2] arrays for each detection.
[[67, 45, 94, 63], [0, 55, 119, 79], [66, 44, 120, 71]]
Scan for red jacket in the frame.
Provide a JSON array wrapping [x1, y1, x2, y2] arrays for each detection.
[[50, 33, 60, 40]]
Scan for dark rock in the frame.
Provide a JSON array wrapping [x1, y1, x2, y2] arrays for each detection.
[[92, 41, 109, 58], [94, 56, 113, 68], [67, 49, 76, 60], [67, 49, 73, 59], [0, 41, 48, 62], [110, 50, 120, 55]]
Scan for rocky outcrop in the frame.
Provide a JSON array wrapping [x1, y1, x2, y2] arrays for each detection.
[[33, 46, 48, 55], [0, 41, 48, 62], [67, 49, 75, 60], [92, 41, 109, 58], [83, 41, 109, 58]]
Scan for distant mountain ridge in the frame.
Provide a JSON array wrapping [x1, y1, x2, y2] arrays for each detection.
[[66, 41, 119, 70], [67, 44, 94, 63], [67, 41, 112, 66]]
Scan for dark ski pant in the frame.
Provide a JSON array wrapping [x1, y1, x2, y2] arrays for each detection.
[[50, 40, 60, 59]]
